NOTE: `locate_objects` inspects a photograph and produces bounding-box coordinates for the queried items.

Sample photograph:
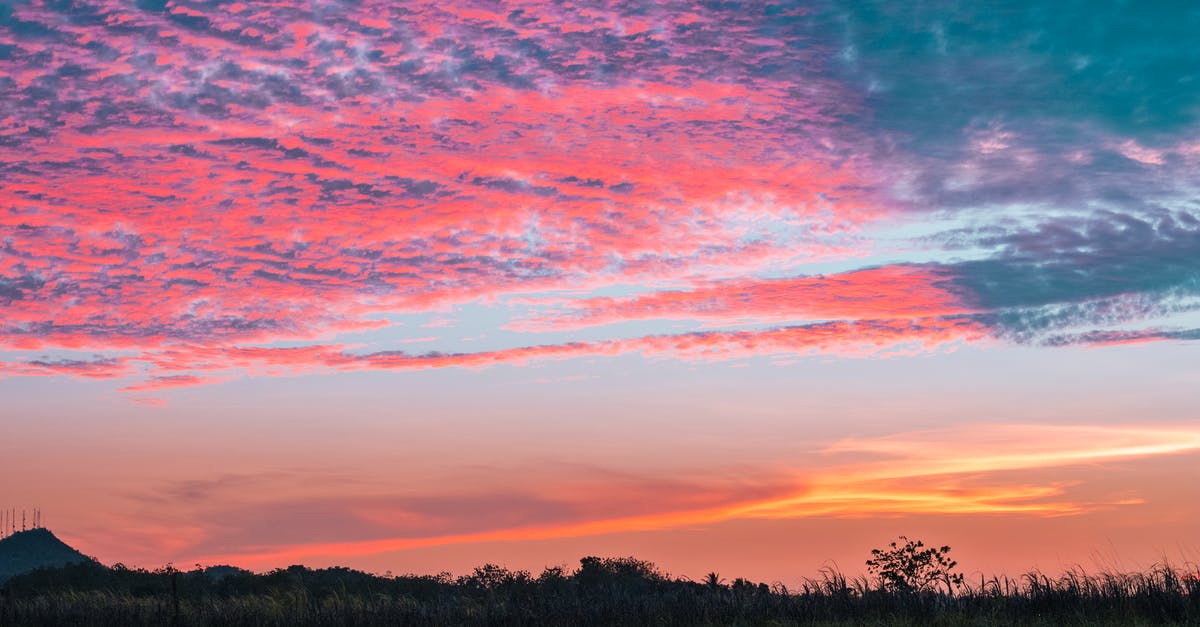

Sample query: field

[2,556,1197,626]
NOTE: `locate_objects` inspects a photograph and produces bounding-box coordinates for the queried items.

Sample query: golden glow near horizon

[190,424,1200,567]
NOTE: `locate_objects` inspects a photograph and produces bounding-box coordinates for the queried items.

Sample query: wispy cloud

[3,314,983,392]
[508,265,972,331]
[179,424,1200,567]
[119,374,226,392]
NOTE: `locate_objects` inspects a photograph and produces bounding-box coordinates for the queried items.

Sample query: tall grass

[1,557,1197,626]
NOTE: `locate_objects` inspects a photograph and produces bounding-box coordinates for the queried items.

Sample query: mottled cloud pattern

[2,1,1199,393]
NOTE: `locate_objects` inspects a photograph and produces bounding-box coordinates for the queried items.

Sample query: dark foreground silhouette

[3,557,1199,626]
[1,530,1197,625]
[0,528,88,583]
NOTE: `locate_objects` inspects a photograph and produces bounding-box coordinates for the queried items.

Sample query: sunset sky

[2,1,1199,584]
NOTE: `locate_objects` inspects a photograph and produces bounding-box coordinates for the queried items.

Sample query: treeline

[1,556,1198,626]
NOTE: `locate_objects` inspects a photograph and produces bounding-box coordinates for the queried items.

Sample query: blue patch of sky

[817,1,1200,147]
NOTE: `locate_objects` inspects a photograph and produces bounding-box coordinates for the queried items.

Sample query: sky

[2,0,1199,585]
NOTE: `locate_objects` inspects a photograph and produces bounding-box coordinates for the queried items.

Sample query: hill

[0,527,91,583]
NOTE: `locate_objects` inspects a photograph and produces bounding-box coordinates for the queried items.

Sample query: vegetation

[865,535,964,594]
[0,541,1197,625]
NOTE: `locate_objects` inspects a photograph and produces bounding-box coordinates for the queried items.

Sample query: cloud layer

[2,0,1198,394]
[167,423,1200,568]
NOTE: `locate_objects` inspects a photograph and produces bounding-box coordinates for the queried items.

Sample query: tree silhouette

[866,536,964,593]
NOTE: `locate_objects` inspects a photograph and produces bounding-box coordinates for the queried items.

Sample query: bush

[866,536,964,594]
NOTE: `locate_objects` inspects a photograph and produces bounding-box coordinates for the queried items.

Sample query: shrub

[866,536,964,594]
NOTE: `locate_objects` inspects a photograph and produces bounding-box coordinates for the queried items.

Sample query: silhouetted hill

[0,528,91,583]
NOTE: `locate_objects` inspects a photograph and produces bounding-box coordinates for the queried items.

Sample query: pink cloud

[508,265,973,331]
[118,374,227,392]
[14,315,982,392]
[0,0,891,375]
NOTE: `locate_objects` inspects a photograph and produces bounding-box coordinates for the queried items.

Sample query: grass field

[2,555,1198,626]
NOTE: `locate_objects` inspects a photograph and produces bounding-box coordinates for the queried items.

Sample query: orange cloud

[185,424,1200,568]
